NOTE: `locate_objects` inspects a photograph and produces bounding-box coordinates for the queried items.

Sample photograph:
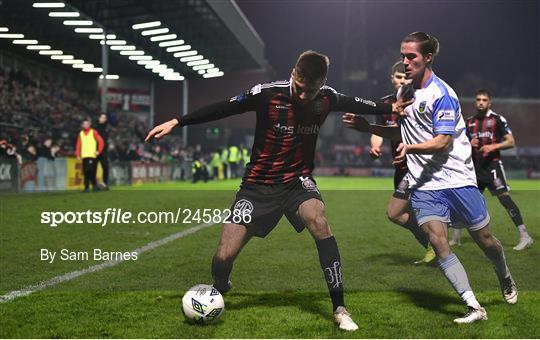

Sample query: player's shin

[316,236,345,311]
[438,253,481,309]
[482,237,511,280]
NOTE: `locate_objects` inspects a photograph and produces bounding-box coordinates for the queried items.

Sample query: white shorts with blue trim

[410,186,490,231]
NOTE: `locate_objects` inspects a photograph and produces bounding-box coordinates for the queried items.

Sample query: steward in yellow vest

[75,118,104,192]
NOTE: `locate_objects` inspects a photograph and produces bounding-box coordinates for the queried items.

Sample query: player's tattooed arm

[342,113,401,141]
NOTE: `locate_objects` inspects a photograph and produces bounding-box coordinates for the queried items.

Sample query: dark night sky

[236,0,539,99]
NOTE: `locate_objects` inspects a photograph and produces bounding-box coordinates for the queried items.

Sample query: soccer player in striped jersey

[449,89,533,250]
[392,32,517,323]
[145,50,409,331]
[343,61,435,265]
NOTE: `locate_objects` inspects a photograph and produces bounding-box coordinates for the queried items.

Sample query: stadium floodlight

[72,63,93,69]
[150,34,177,42]
[0,27,9,32]
[168,45,192,53]
[180,55,204,62]
[100,40,127,45]
[33,2,66,8]
[110,45,135,50]
[205,68,221,74]
[159,69,175,76]
[163,75,185,81]
[62,59,84,64]
[192,63,215,70]
[89,34,116,40]
[158,39,184,47]
[63,20,92,26]
[75,28,103,33]
[39,50,63,55]
[132,21,161,30]
[150,65,169,73]
[141,28,169,36]
[50,55,74,60]
[13,40,39,45]
[137,60,160,66]
[197,70,205,75]
[187,59,209,66]
[99,74,119,80]
[82,67,103,73]
[128,55,152,60]
[172,50,197,57]
[0,33,24,39]
[120,50,144,55]
[27,45,51,50]
[49,11,79,17]
[203,71,224,78]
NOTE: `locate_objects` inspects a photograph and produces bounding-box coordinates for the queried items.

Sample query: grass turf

[1,177,539,338]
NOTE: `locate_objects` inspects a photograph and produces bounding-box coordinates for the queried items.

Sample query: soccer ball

[181,284,225,323]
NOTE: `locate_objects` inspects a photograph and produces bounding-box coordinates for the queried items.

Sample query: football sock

[315,236,345,311]
[211,256,233,291]
[498,195,527,235]
[438,253,480,309]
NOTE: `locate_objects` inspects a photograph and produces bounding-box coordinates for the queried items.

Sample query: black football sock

[404,213,429,249]
[498,195,524,227]
[316,236,345,311]
[211,256,233,292]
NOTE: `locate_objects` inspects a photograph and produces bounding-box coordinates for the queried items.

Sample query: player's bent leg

[297,198,358,331]
[497,192,533,250]
[469,225,518,304]
[421,220,486,322]
[212,222,253,294]
[387,197,431,260]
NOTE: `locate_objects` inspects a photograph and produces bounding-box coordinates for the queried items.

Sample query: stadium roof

[0,0,267,81]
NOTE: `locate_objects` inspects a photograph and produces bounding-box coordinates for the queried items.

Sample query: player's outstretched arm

[145,98,254,142]
[145,119,179,142]
[342,113,401,141]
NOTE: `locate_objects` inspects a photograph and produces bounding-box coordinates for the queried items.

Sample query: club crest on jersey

[418,101,427,113]
[312,100,323,115]
[486,119,493,128]
[299,176,319,192]
[234,199,254,214]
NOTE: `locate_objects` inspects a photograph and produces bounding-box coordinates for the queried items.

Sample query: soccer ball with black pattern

[182,284,225,323]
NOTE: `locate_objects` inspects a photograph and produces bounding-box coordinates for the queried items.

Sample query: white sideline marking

[0,221,217,303]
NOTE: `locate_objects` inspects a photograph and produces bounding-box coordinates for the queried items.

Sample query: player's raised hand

[393,83,416,116]
[342,113,370,132]
[144,119,179,142]
[393,142,408,164]
[369,146,382,159]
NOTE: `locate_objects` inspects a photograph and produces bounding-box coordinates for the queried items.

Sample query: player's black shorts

[392,167,411,200]
[476,160,510,196]
[229,175,323,238]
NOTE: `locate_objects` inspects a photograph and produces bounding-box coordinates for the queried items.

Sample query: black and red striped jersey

[466,110,512,168]
[374,93,408,171]
[180,79,393,185]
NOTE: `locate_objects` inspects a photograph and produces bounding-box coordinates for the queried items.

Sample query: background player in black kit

[145,50,408,331]
[342,61,434,265]
[450,89,533,251]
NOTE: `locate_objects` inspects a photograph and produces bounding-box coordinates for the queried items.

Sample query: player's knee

[307,215,331,239]
[386,209,400,224]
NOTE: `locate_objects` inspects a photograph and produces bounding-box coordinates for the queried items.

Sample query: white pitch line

[0,221,217,303]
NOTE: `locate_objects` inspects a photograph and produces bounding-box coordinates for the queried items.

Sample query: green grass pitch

[1,177,539,338]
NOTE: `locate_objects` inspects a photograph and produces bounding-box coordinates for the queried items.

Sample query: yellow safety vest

[80,129,97,159]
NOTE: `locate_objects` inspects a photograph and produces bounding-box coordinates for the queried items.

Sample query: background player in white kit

[393,32,518,323]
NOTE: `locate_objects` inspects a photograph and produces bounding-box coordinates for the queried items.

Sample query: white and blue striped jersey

[399,73,477,190]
